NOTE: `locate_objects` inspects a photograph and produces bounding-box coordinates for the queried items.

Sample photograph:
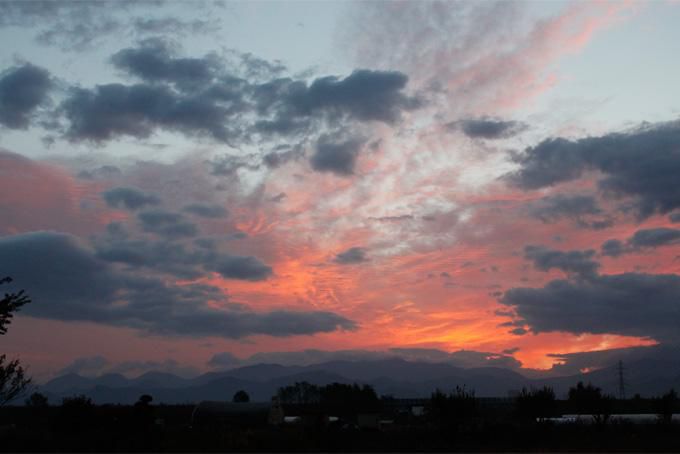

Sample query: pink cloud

[0,149,112,235]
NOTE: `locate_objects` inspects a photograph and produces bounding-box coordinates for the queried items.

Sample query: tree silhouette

[278,381,321,404]
[62,394,94,408]
[233,389,250,403]
[0,277,32,405]
[60,395,96,434]
[516,386,556,422]
[136,394,153,406]
[320,383,380,416]
[427,385,478,429]
[134,393,156,445]
[0,277,30,335]
[0,355,31,405]
[25,391,49,407]
[657,389,677,425]
[568,381,614,424]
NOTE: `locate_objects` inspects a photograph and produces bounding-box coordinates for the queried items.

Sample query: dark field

[1,395,679,452]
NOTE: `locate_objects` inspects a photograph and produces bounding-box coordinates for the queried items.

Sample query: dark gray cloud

[48,42,419,184]
[208,254,273,281]
[59,355,109,377]
[266,69,420,124]
[310,136,365,175]
[449,117,526,139]
[508,136,586,189]
[527,194,612,230]
[94,236,206,279]
[111,38,218,89]
[102,187,160,210]
[507,120,680,218]
[207,351,241,369]
[239,53,287,80]
[531,194,602,222]
[670,212,680,223]
[154,308,356,338]
[59,355,200,378]
[59,41,417,151]
[262,145,304,169]
[447,349,522,369]
[0,231,354,338]
[109,358,200,378]
[545,343,680,377]
[221,349,384,368]
[182,203,228,219]
[94,228,272,281]
[0,1,123,50]
[601,227,680,257]
[208,347,521,370]
[334,247,369,264]
[524,245,600,278]
[137,209,198,238]
[252,70,419,135]
[601,239,626,257]
[78,165,122,180]
[0,0,75,26]
[131,17,218,37]
[629,227,680,248]
[0,232,123,321]
[60,83,242,143]
[501,271,680,342]
[545,349,624,376]
[60,66,416,151]
[0,64,52,129]
[106,222,128,239]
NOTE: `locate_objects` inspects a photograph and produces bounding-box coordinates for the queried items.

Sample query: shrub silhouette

[233,390,250,403]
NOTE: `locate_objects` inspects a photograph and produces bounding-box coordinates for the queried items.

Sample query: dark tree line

[427,385,478,429]
[277,382,380,415]
[513,382,614,423]
[516,385,557,421]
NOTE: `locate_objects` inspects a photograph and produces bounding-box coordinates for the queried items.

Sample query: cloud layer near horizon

[0,231,355,338]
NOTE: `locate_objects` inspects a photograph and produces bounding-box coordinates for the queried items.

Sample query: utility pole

[617,360,626,400]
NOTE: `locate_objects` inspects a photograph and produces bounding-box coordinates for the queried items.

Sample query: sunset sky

[1,0,680,382]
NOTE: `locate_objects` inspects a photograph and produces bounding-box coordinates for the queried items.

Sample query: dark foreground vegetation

[0,383,679,452]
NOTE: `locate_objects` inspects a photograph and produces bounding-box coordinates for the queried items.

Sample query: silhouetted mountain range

[37,358,680,404]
